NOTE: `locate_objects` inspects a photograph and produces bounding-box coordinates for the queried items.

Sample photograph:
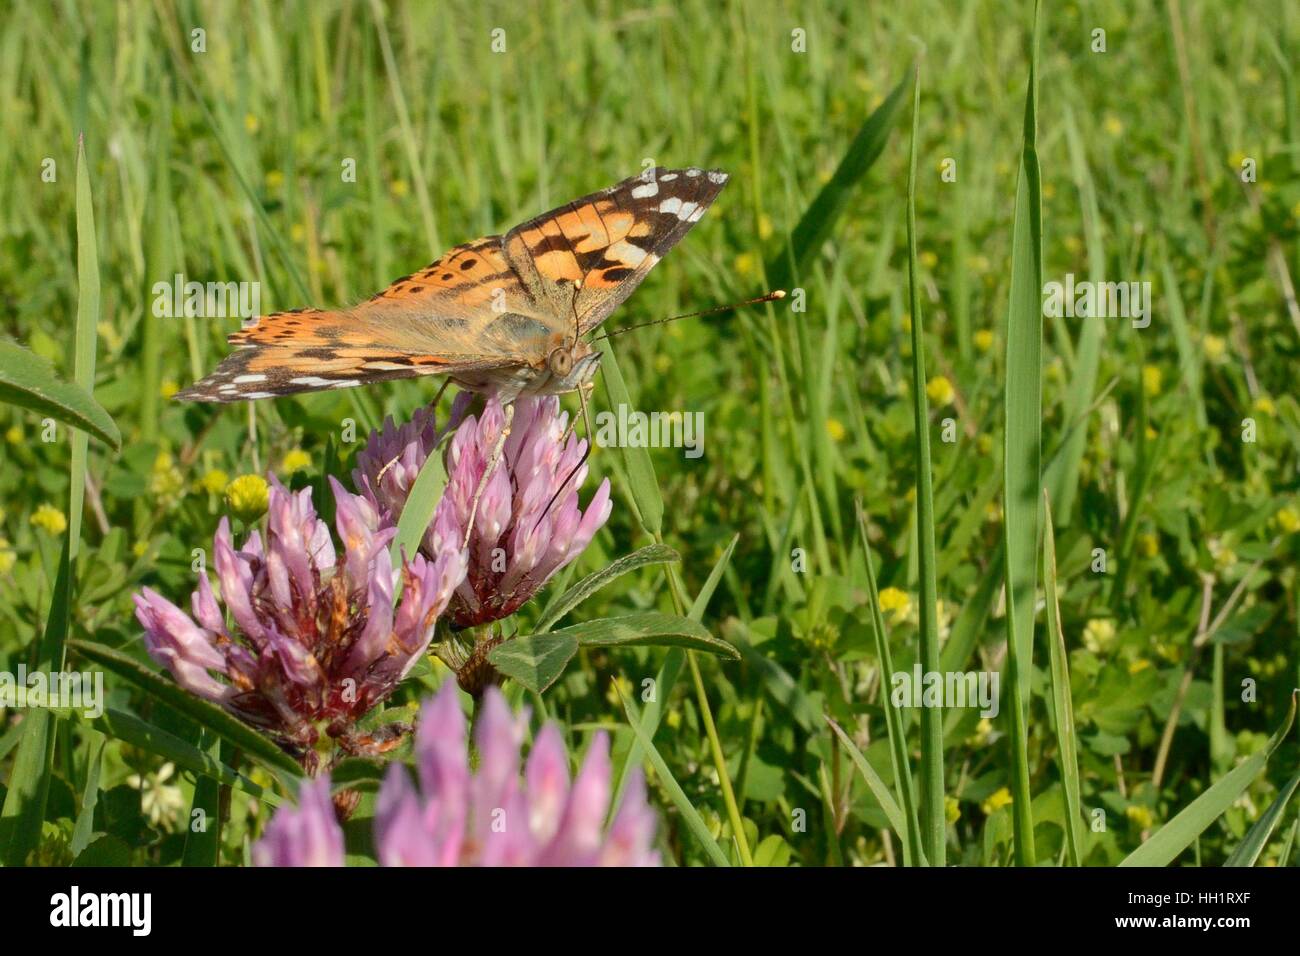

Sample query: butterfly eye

[549,348,574,377]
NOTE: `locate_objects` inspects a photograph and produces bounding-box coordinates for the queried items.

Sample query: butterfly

[176,166,729,404]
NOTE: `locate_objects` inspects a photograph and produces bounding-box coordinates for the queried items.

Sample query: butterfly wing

[502,166,729,338]
[174,237,553,402]
[176,166,729,403]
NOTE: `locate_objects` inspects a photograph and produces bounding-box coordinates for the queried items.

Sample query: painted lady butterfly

[176,166,729,403]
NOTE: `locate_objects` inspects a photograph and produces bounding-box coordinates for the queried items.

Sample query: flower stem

[657,533,753,867]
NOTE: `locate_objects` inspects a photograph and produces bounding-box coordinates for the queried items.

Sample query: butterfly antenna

[589,289,785,342]
[533,401,593,533]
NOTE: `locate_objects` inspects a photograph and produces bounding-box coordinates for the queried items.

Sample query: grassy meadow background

[1,0,1299,866]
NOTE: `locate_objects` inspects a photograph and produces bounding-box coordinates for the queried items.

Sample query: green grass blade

[387,445,447,594]
[598,339,663,537]
[182,733,223,867]
[68,639,303,781]
[767,71,910,292]
[610,534,739,809]
[1223,764,1300,867]
[855,503,924,865]
[0,138,99,866]
[1043,492,1085,865]
[616,685,730,867]
[1120,692,1297,867]
[903,60,945,866]
[69,731,105,858]
[0,539,70,866]
[826,716,911,856]
[1000,0,1045,866]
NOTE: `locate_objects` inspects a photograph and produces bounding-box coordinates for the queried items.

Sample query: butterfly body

[176,166,728,404]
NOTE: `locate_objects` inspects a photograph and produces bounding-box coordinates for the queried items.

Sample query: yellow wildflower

[0,538,15,575]
[926,375,955,406]
[1142,364,1162,397]
[973,329,994,352]
[31,504,67,535]
[1125,804,1154,829]
[225,474,270,523]
[981,787,1013,815]
[199,469,230,496]
[825,418,846,443]
[1083,618,1116,653]
[281,448,312,474]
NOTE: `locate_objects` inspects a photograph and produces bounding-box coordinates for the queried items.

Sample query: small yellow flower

[985,500,1002,524]
[1252,395,1275,416]
[290,222,306,244]
[966,717,993,747]
[160,380,180,399]
[389,178,409,198]
[133,539,149,559]
[1063,236,1083,256]
[976,433,993,455]
[1227,150,1248,171]
[265,169,284,191]
[31,504,67,535]
[967,254,990,274]
[1202,333,1227,363]
[1083,618,1116,653]
[926,375,955,406]
[733,252,755,277]
[0,538,15,575]
[244,113,260,135]
[973,329,994,352]
[281,448,312,473]
[901,313,912,334]
[1103,115,1124,137]
[5,425,22,444]
[1045,357,1064,383]
[605,674,633,709]
[1128,658,1151,675]
[665,708,681,730]
[920,250,938,270]
[150,451,185,498]
[225,474,270,523]
[757,214,773,241]
[1137,532,1159,558]
[1145,426,1157,441]
[199,469,230,496]
[877,587,911,621]
[825,418,846,443]
[1125,804,1154,829]
[944,795,961,825]
[981,787,1013,815]
[1275,505,1300,535]
[1142,364,1162,397]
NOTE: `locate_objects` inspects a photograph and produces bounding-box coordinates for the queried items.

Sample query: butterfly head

[545,341,602,393]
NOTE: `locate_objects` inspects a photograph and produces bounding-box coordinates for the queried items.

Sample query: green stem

[658,533,754,867]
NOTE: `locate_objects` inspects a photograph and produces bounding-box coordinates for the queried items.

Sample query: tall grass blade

[903,60,945,866]
[1120,692,1296,867]
[1043,492,1085,865]
[1000,0,1045,866]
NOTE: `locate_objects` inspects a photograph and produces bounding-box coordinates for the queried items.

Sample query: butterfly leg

[462,400,514,549]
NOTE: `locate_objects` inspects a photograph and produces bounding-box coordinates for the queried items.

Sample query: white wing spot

[707,171,728,184]
[659,197,683,216]
[630,182,658,199]
[676,201,699,221]
[243,391,273,399]
[607,240,648,267]
[331,380,362,389]
[685,167,702,177]
[233,374,267,384]
[290,376,337,387]
[659,172,678,181]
